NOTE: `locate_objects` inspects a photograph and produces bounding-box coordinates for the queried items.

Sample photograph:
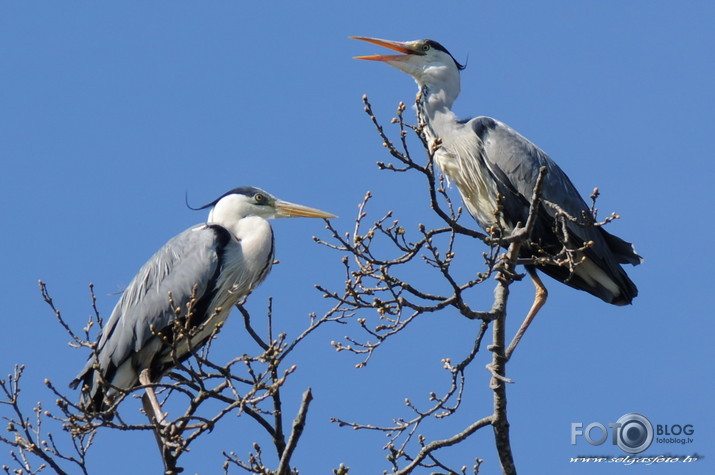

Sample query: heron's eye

[254,193,265,203]
[422,43,430,52]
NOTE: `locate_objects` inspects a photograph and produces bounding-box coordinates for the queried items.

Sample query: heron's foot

[140,405,169,426]
[159,423,184,450]
[487,343,508,358]
[485,362,513,389]
[157,412,170,427]
[493,261,524,281]
[149,416,183,450]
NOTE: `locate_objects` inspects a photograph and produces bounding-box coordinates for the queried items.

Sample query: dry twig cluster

[1,281,343,474]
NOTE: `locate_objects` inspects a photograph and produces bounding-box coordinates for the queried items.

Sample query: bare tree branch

[4,264,343,474]
[276,388,313,475]
[318,94,618,473]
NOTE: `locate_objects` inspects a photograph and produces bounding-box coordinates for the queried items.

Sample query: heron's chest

[425,126,503,229]
[217,224,275,302]
[177,226,274,356]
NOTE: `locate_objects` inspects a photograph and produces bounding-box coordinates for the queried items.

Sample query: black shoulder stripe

[256,227,275,282]
[209,224,232,248]
[185,224,231,329]
[473,117,496,140]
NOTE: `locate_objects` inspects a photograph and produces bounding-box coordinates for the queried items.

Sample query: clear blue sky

[1,2,713,474]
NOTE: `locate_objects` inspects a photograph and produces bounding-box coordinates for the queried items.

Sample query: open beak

[275,200,336,219]
[350,36,422,62]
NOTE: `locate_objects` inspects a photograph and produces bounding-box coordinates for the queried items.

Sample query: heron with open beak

[351,36,641,359]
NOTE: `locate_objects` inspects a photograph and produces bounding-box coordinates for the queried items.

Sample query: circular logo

[615,413,653,454]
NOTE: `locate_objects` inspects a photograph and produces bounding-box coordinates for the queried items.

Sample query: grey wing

[470,116,640,304]
[471,116,591,227]
[71,224,228,400]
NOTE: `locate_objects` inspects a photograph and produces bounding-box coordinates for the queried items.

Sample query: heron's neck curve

[206,194,273,239]
[417,81,462,145]
[422,85,457,113]
[415,65,460,117]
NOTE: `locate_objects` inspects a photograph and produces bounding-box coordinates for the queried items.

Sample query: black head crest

[186,186,270,211]
[425,39,466,71]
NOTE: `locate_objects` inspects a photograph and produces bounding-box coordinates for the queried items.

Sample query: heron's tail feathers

[602,230,643,266]
[69,359,127,417]
[69,367,108,414]
[536,257,638,306]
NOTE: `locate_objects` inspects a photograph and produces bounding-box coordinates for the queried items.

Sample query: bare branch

[276,388,313,475]
[318,95,600,473]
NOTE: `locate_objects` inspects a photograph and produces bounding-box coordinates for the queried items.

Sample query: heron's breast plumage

[427,113,503,229]
[220,216,275,296]
[174,217,275,357]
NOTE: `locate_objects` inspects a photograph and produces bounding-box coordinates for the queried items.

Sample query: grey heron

[70,187,335,420]
[351,36,642,359]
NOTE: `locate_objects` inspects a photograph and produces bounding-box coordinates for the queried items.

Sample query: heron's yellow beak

[350,36,422,62]
[275,200,336,219]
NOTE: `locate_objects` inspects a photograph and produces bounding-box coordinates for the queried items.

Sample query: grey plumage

[352,36,641,307]
[465,116,640,304]
[70,187,334,412]
[352,36,642,358]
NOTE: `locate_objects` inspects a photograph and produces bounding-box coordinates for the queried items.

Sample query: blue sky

[1,1,713,474]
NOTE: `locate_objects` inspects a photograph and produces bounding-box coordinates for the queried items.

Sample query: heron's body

[71,187,334,412]
[352,36,641,357]
[427,111,639,305]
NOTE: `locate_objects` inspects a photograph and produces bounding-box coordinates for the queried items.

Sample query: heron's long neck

[418,65,459,110]
[417,70,461,138]
[418,81,460,143]
[417,73,494,229]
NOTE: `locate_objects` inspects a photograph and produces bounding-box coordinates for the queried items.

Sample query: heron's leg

[139,368,167,425]
[140,375,181,473]
[505,267,548,361]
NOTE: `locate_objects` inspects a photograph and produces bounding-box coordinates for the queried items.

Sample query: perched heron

[71,187,335,420]
[351,36,642,358]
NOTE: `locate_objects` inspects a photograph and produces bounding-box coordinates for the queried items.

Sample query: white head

[191,186,336,231]
[351,36,464,109]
